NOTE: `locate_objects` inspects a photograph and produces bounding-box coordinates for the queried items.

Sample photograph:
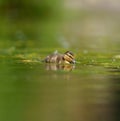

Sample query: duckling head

[63,51,76,64]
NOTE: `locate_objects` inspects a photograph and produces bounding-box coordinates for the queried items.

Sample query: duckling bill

[43,51,76,64]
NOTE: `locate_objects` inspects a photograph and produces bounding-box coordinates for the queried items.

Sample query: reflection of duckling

[45,63,75,71]
[43,51,76,64]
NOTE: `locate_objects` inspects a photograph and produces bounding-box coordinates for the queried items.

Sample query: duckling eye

[70,60,76,64]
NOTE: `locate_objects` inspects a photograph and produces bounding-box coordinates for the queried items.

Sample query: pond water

[0,54,120,121]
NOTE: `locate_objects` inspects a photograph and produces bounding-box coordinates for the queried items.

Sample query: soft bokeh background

[63,0,120,50]
[0,0,120,50]
[0,0,62,48]
[0,1,120,121]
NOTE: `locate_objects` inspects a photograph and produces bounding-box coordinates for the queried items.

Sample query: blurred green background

[0,0,62,48]
[0,0,120,50]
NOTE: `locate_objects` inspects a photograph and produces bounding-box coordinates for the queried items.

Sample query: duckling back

[44,52,63,64]
[43,51,75,64]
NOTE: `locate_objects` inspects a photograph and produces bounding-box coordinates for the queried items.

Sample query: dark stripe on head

[65,51,74,59]
[65,51,74,56]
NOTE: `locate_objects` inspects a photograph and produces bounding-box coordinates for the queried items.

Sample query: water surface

[0,56,120,121]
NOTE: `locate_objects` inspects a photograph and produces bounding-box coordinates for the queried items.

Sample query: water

[0,56,120,121]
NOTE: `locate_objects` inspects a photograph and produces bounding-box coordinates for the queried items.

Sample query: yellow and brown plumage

[43,51,76,64]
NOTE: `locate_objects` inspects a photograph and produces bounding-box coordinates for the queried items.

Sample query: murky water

[0,57,120,121]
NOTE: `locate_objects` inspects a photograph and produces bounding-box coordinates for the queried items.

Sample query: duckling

[43,51,76,64]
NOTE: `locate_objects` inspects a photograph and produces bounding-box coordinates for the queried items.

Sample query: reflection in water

[44,63,75,71]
